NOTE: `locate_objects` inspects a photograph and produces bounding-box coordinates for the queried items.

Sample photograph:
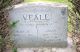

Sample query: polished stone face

[9,3,68,48]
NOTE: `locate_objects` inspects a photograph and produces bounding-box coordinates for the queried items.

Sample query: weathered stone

[9,3,68,48]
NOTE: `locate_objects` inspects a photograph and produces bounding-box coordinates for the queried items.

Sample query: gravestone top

[14,2,67,8]
[9,3,68,48]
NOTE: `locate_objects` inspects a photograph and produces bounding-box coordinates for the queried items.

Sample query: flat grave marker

[9,3,68,48]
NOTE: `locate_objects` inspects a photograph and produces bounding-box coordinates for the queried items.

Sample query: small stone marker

[9,3,68,48]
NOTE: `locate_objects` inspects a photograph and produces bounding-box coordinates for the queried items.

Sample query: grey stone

[9,3,68,48]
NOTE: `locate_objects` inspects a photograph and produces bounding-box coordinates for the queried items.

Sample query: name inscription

[23,14,49,21]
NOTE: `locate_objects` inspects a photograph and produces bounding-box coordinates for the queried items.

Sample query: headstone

[9,3,68,48]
